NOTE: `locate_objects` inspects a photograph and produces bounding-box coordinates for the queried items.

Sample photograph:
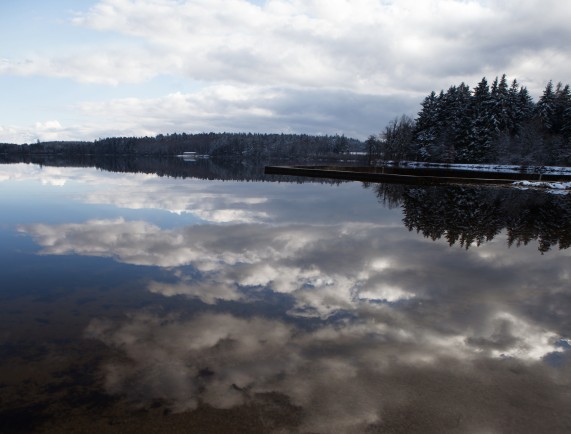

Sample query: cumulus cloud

[0,123,63,145]
[0,48,161,86]
[2,0,570,142]
[74,85,416,140]
[4,0,567,92]
[1,86,413,148]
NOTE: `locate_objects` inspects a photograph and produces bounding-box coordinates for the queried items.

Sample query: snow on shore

[386,161,571,176]
[380,161,571,194]
[512,180,571,194]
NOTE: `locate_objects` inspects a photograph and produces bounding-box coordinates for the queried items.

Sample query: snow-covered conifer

[536,81,556,131]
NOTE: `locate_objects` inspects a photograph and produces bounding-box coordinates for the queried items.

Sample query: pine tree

[563,100,571,143]
[494,74,511,132]
[555,83,571,163]
[489,76,501,134]
[392,74,571,165]
[466,77,495,163]
[413,91,441,160]
[507,81,534,136]
[508,79,520,133]
[553,83,571,134]
[536,81,556,131]
[563,104,571,165]
[444,82,472,162]
[433,86,456,161]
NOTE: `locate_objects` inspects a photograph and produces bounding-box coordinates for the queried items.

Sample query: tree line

[369,75,571,166]
[0,132,362,162]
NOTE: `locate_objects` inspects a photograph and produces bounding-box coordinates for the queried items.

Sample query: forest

[370,75,571,166]
[0,132,361,162]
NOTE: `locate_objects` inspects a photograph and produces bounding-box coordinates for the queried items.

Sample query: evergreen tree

[536,80,556,131]
[553,83,571,134]
[466,77,496,163]
[378,74,570,166]
[554,83,571,163]
[560,104,571,165]
[413,91,441,161]
[507,79,520,134]
[491,74,511,132]
[489,76,501,133]
[508,83,535,136]
[563,99,571,144]
[442,83,472,162]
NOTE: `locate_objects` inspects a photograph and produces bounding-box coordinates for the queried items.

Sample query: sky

[1,0,571,144]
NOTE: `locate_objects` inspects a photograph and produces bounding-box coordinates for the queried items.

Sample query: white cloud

[0,120,104,145]
[48,1,571,91]
[70,85,415,140]
[7,1,571,92]
[3,0,570,142]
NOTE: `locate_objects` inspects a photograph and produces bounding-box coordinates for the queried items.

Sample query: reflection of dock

[264,165,571,185]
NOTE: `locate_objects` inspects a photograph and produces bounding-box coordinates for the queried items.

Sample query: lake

[1,159,570,433]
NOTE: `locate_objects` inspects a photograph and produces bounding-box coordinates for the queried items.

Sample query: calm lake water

[1,160,570,433]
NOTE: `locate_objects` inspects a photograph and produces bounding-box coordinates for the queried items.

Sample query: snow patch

[512,180,571,194]
[384,161,571,176]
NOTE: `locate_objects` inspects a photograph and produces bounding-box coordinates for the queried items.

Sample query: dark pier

[264,165,571,185]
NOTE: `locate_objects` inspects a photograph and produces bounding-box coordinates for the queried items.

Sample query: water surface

[1,161,570,433]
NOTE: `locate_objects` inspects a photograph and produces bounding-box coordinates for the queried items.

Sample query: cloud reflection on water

[12,167,571,433]
[84,308,571,433]
[20,213,571,432]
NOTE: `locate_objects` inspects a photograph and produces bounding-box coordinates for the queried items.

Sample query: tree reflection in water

[371,183,571,253]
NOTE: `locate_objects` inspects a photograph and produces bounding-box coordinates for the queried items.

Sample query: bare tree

[380,115,415,162]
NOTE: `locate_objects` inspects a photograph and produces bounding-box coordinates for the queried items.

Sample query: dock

[264,165,571,185]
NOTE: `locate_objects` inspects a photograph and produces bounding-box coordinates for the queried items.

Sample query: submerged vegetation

[370,75,571,166]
